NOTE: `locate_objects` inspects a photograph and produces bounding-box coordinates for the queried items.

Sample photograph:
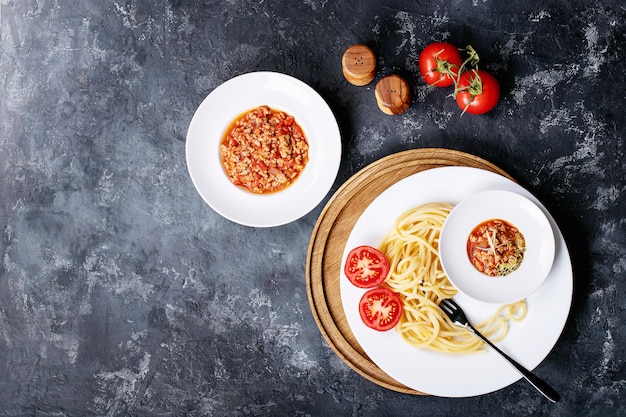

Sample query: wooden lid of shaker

[342,44,377,86]
[375,74,411,115]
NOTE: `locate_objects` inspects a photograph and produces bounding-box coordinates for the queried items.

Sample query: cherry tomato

[344,246,390,288]
[419,42,463,87]
[455,69,500,115]
[358,287,403,331]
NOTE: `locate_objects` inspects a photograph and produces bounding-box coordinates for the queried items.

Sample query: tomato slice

[344,245,390,288]
[358,287,403,331]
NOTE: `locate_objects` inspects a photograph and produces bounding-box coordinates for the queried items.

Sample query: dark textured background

[1,1,625,416]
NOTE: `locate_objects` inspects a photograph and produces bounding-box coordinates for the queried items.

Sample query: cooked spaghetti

[379,202,527,353]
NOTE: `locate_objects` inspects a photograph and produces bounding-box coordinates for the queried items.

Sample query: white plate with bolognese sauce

[340,166,572,398]
[186,71,342,227]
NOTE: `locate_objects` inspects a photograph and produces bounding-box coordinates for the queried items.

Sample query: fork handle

[468,326,560,403]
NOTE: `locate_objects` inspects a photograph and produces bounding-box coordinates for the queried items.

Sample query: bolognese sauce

[467,219,526,277]
[220,105,309,194]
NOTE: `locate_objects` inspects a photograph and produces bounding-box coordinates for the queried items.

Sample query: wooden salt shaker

[342,44,377,86]
[374,74,411,115]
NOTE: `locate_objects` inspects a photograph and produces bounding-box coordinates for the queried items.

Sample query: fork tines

[439,298,458,314]
[438,298,469,327]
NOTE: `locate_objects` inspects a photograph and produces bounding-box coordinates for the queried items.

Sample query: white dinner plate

[340,166,573,398]
[186,71,342,227]
[439,189,556,304]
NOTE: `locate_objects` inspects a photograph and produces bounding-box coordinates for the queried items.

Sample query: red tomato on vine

[454,69,500,115]
[419,42,463,87]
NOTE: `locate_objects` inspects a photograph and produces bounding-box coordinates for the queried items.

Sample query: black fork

[439,298,560,403]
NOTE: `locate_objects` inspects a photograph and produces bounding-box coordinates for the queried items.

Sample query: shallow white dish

[439,189,556,304]
[186,71,342,227]
[340,166,572,398]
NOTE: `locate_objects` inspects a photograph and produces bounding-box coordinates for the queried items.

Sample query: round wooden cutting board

[305,148,515,395]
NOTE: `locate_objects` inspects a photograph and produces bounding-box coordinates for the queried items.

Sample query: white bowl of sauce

[439,190,556,304]
[186,72,341,227]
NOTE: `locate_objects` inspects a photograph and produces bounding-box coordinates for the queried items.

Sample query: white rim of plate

[185,71,342,227]
[439,189,556,304]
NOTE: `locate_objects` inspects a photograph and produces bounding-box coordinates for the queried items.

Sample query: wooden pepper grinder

[374,74,411,115]
[342,44,377,86]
